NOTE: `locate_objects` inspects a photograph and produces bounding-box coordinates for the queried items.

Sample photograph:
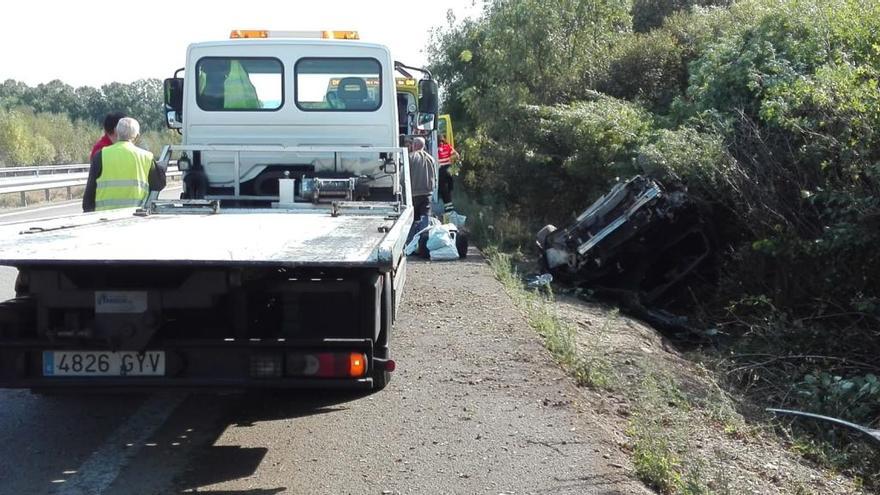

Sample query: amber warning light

[230,30,359,40]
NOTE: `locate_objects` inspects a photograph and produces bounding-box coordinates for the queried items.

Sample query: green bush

[524,98,652,182]
[0,107,95,166]
[631,0,733,33]
[682,0,880,120]
[0,109,36,166]
[602,31,687,113]
[637,126,736,192]
[760,61,880,179]
[430,0,880,485]
[0,106,175,167]
[797,372,880,424]
[452,97,652,228]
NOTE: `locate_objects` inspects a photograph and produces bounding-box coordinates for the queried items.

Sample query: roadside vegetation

[488,248,862,494]
[0,78,171,167]
[433,0,880,490]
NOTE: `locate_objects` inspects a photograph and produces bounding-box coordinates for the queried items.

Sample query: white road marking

[0,201,81,219]
[56,392,186,495]
[0,187,183,221]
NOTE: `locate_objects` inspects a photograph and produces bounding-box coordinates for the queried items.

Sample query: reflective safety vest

[95,141,153,211]
[438,143,455,167]
[224,60,261,109]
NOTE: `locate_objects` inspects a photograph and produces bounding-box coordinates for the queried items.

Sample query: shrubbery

[0,77,169,167]
[0,107,92,166]
[0,78,165,132]
[0,106,178,167]
[431,0,880,483]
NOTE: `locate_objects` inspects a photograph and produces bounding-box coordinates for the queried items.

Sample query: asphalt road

[0,200,647,494]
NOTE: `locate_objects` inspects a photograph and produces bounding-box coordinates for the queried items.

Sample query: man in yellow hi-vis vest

[82,117,166,212]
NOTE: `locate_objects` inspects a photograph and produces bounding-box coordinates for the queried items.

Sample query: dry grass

[0,186,84,209]
[553,295,863,494]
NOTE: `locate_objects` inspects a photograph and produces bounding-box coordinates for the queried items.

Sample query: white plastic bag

[430,244,459,260]
[444,211,467,229]
[405,217,441,256]
[426,224,460,261]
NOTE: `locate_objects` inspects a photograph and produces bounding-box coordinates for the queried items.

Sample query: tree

[101,79,164,130]
[0,79,29,108]
[631,0,732,33]
[24,80,78,116]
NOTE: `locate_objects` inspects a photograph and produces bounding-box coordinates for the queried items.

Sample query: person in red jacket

[90,112,126,159]
[437,135,459,213]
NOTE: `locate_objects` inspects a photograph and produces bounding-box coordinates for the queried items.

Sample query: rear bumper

[0,338,378,390]
[0,377,374,390]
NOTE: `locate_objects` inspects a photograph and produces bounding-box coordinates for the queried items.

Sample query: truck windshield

[295,58,381,112]
[196,57,283,111]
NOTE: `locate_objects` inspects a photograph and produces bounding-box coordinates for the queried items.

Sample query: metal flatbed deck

[0,207,408,268]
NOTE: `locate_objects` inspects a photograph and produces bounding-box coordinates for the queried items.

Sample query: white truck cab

[162,31,440,207]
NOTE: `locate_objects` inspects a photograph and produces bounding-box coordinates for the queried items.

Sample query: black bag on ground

[455,231,469,259]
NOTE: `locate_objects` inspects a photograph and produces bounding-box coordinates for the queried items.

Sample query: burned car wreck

[536,176,713,330]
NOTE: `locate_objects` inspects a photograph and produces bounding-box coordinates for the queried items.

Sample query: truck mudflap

[0,338,393,390]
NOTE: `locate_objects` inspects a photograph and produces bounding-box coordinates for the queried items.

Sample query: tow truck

[0,30,442,390]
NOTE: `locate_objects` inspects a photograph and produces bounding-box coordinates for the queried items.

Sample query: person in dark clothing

[90,112,126,160]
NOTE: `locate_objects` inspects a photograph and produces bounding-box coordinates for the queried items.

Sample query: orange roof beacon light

[230,30,359,40]
[229,30,269,39]
[322,30,359,40]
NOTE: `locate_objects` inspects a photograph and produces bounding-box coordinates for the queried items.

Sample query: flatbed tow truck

[0,30,442,390]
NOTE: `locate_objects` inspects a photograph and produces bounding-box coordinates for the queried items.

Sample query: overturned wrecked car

[536,176,713,310]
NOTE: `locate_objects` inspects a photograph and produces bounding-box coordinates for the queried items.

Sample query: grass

[630,420,685,494]
[487,248,615,390]
[487,247,724,493]
[0,186,84,209]
[625,375,715,495]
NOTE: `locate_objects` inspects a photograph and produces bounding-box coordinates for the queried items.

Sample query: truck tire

[372,273,393,390]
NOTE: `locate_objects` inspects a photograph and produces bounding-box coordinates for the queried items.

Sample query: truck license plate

[42,351,165,377]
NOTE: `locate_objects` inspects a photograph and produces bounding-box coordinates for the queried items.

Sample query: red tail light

[286,352,368,378]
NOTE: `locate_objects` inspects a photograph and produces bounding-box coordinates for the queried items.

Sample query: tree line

[0,78,171,166]
[0,79,164,131]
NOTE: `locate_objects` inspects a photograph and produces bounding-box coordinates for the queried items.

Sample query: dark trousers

[438,166,454,205]
[408,194,432,243]
[413,194,431,222]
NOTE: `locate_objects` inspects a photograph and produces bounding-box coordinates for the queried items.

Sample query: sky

[1,0,482,88]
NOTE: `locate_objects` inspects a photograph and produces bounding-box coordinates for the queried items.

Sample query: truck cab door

[438,115,454,148]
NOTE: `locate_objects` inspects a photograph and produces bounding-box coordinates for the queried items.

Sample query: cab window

[295,58,381,112]
[196,57,283,111]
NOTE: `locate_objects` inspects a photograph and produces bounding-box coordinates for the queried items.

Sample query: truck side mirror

[415,113,435,132]
[418,79,439,115]
[164,78,184,129]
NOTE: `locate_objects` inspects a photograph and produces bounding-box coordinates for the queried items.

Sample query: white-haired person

[406,136,436,229]
[82,117,166,212]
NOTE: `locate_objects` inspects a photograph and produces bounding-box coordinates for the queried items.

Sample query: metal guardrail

[0,164,91,178]
[0,167,180,207]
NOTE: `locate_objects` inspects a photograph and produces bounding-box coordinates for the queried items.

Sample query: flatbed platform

[0,207,408,268]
